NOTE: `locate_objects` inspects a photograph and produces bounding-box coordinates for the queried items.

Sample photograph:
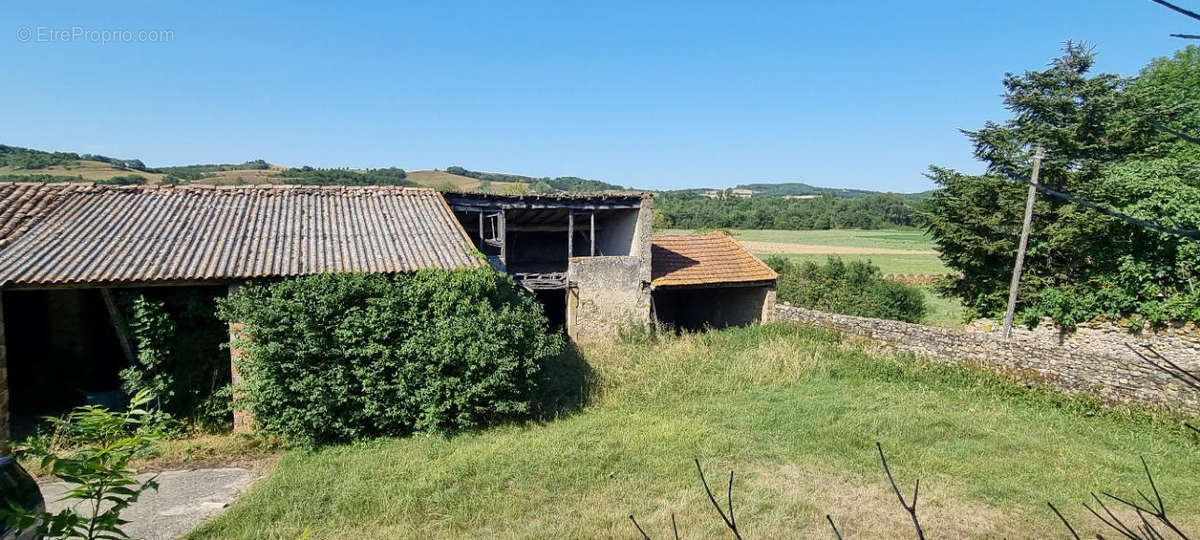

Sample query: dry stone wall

[773,303,1200,413]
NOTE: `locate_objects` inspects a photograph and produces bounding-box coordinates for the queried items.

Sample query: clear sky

[0,1,1193,192]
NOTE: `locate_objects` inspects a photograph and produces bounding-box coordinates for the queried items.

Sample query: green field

[661,228,963,325]
[730,228,936,251]
[762,253,950,276]
[190,324,1200,539]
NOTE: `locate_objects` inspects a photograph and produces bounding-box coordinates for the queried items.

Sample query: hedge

[218,268,563,444]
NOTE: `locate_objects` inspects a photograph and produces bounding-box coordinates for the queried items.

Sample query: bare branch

[1086,494,1141,539]
[1049,502,1082,540]
[672,513,680,540]
[1143,346,1200,390]
[1150,0,1200,22]
[877,442,926,539]
[1169,33,1200,38]
[629,514,652,540]
[695,459,742,539]
[827,515,843,539]
[1099,458,1191,540]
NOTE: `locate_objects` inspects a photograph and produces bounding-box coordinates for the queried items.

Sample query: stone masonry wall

[568,256,651,343]
[773,303,1200,413]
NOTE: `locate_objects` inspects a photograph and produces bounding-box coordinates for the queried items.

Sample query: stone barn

[444,192,654,342]
[650,231,778,330]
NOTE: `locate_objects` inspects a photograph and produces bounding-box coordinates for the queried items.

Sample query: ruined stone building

[0,183,777,452]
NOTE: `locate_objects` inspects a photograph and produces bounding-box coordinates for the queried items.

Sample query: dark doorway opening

[531,289,567,330]
[3,289,128,437]
[652,286,771,332]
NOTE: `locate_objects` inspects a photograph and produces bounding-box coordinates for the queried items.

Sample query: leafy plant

[2,390,163,540]
[218,269,563,444]
[766,255,927,323]
[118,288,232,430]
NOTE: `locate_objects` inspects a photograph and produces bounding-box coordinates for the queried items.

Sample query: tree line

[276,166,411,186]
[0,144,148,171]
[655,191,917,230]
[444,166,627,192]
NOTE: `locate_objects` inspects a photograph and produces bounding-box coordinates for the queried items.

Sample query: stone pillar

[227,283,253,434]
[761,286,777,323]
[0,292,9,456]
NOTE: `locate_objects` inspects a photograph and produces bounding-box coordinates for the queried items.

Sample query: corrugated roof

[0,183,483,288]
[651,231,777,288]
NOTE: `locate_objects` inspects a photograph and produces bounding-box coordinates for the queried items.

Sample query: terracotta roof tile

[651,231,777,287]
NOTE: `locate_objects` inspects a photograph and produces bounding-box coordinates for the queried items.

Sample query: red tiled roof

[651,232,777,287]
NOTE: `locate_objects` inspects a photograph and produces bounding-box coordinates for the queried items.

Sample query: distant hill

[443,166,628,192]
[0,144,934,199]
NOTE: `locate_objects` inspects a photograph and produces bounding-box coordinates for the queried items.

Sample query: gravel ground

[42,467,254,540]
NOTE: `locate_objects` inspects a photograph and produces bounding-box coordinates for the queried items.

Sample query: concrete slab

[42,467,253,539]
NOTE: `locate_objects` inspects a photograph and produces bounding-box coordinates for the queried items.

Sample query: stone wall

[773,303,1200,413]
[567,256,651,342]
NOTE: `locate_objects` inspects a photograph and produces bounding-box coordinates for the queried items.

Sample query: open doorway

[3,289,127,437]
[652,285,773,332]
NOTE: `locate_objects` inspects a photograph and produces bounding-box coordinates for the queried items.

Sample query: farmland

[666,228,965,326]
[190,324,1200,539]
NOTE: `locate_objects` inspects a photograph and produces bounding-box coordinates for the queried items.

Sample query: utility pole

[1002,146,1044,339]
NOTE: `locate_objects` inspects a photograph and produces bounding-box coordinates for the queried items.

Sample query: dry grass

[198,166,289,185]
[404,169,523,192]
[133,433,283,474]
[0,161,167,182]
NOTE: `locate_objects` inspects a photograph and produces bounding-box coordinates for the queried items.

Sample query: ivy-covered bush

[217,269,563,444]
[766,256,927,323]
[118,287,231,430]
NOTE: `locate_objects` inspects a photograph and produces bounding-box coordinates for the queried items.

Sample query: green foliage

[217,269,563,444]
[0,173,86,183]
[445,165,626,192]
[158,159,270,179]
[656,191,915,230]
[96,174,147,186]
[276,166,411,186]
[766,255,927,322]
[920,44,1200,326]
[118,288,232,429]
[0,144,151,172]
[0,144,79,169]
[2,390,162,540]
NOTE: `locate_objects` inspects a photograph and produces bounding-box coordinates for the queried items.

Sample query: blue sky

[0,1,1193,192]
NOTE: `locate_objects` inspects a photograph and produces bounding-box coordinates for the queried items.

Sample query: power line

[1004,174,1200,241]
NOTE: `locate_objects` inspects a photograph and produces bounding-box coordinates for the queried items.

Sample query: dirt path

[43,467,257,539]
[739,240,937,255]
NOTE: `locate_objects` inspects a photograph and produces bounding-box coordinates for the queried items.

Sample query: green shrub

[118,287,231,430]
[217,269,563,444]
[766,255,927,323]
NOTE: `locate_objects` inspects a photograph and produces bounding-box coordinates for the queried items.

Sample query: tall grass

[191,324,1200,539]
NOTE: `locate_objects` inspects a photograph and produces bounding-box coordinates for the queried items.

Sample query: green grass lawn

[662,228,937,252]
[190,324,1200,539]
[921,287,968,327]
[730,228,936,251]
[764,253,950,276]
